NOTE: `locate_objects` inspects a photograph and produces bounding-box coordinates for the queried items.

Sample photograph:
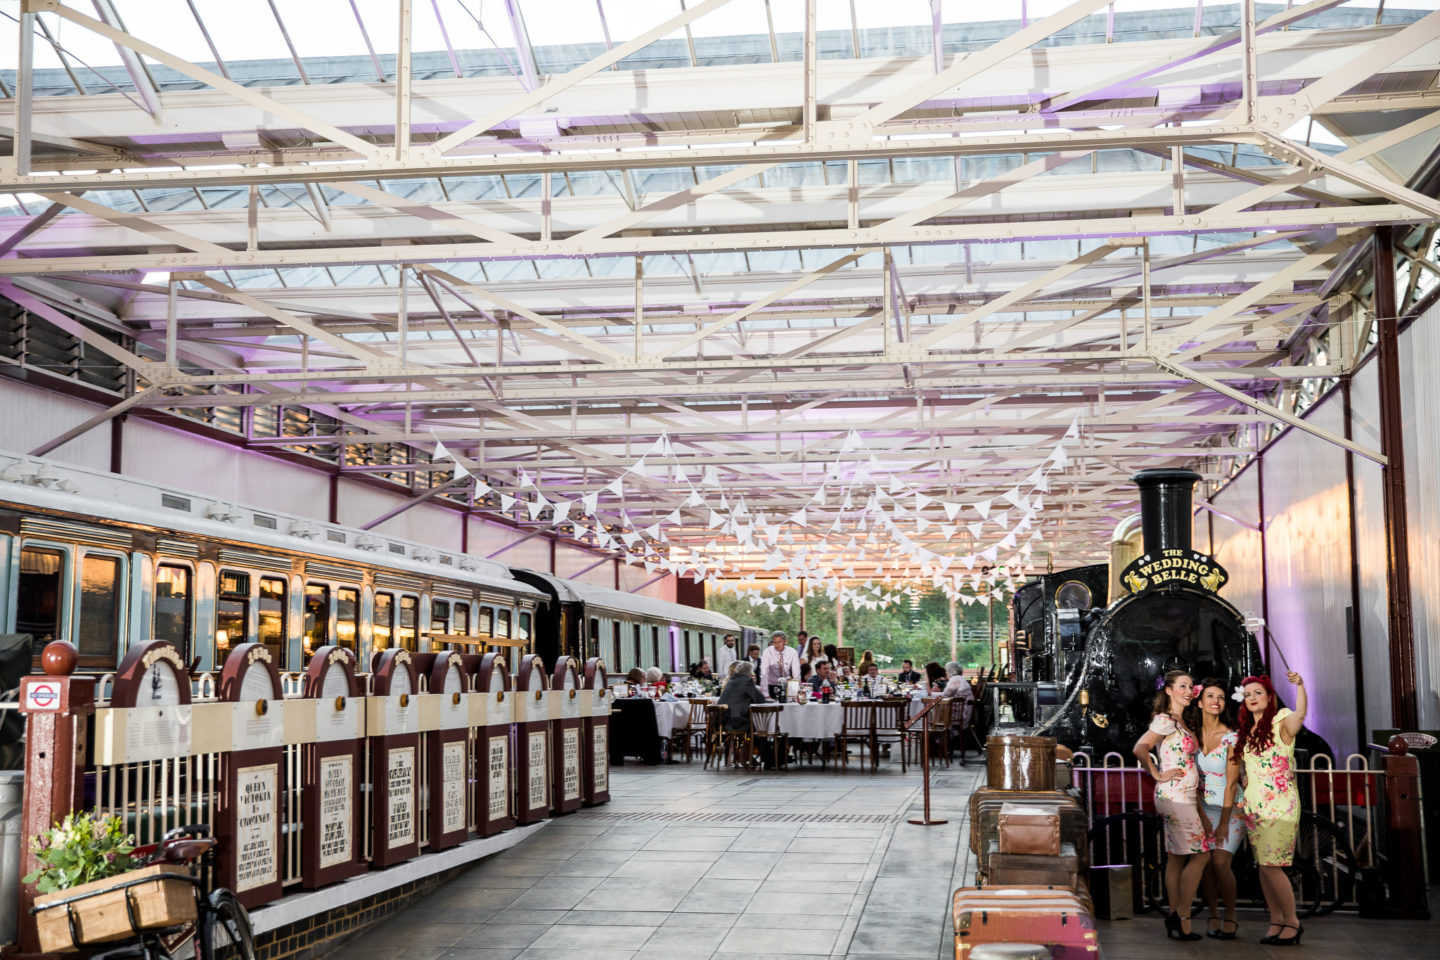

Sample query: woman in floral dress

[1132,669,1209,940]
[1229,671,1307,947]
[1187,678,1243,939]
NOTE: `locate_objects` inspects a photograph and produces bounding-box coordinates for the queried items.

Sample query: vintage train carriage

[508,570,740,673]
[0,451,545,673]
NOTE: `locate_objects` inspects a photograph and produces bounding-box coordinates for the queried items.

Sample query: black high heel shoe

[1205,916,1222,938]
[1165,912,1202,941]
[1215,918,1239,940]
[1269,923,1303,947]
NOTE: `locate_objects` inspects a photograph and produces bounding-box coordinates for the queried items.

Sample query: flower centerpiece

[27,812,196,953]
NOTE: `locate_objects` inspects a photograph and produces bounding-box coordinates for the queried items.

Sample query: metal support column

[1341,379,1370,751]
[1372,226,1418,730]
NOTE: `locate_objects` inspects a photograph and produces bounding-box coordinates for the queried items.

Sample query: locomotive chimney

[1131,468,1200,555]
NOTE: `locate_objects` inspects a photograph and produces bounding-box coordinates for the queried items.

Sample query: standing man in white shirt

[759,630,800,699]
[716,634,738,676]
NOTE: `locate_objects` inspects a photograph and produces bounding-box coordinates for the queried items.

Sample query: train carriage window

[478,606,494,637]
[651,625,660,668]
[216,569,250,655]
[373,592,394,649]
[633,623,642,667]
[303,584,330,655]
[17,547,65,654]
[77,554,122,661]
[454,603,470,636]
[517,611,530,645]
[589,618,600,660]
[336,588,359,652]
[496,608,511,639]
[153,565,192,659]
[431,599,451,636]
[612,621,622,669]
[258,577,286,663]
[397,595,418,650]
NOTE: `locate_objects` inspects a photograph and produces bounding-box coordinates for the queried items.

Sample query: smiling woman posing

[1230,671,1308,946]
[1133,669,1209,940]
[1186,677,1243,940]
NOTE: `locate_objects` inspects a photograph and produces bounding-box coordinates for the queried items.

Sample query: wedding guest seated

[717,661,766,730]
[799,662,812,684]
[691,660,714,680]
[625,668,646,686]
[896,660,923,684]
[925,661,946,692]
[809,660,839,696]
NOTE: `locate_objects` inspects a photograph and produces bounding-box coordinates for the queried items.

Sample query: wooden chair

[748,704,786,770]
[871,700,908,772]
[703,703,732,768]
[672,698,710,762]
[837,701,875,772]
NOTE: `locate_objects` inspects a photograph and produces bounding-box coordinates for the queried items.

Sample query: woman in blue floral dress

[1229,671,1307,946]
[1133,669,1209,940]
[1187,678,1243,939]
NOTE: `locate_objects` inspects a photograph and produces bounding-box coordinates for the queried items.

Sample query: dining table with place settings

[776,701,844,740]
[651,699,693,740]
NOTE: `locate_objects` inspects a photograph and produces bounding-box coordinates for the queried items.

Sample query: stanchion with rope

[905,698,948,826]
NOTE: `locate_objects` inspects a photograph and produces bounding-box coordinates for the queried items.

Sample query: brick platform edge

[247,822,548,960]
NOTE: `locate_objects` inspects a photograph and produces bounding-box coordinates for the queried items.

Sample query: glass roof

[2,1,1435,97]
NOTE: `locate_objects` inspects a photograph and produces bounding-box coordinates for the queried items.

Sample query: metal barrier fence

[14,640,612,955]
[1071,751,1379,914]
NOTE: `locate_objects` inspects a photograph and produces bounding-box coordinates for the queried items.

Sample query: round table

[777,702,843,740]
[652,700,692,740]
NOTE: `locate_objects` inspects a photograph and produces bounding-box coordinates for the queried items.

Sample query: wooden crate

[34,864,196,953]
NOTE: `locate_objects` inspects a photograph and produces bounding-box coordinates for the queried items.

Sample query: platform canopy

[2,1,1438,587]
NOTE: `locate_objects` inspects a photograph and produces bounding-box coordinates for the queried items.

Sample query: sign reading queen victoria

[302,646,365,887]
[369,649,420,868]
[512,655,551,825]
[217,643,285,909]
[470,652,516,836]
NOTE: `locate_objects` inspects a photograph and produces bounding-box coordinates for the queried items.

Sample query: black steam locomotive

[1011,469,1265,759]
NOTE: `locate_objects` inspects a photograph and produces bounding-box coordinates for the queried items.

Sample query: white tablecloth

[777,702,843,740]
[652,700,692,739]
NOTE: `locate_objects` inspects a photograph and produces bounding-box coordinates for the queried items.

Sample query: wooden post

[16,642,94,955]
[1382,745,1429,918]
[1372,226,1418,729]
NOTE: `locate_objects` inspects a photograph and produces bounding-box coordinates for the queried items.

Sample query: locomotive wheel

[1087,812,1167,914]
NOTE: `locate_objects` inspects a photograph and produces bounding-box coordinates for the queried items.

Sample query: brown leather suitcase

[998,802,1061,856]
[970,791,1088,868]
[983,840,1082,889]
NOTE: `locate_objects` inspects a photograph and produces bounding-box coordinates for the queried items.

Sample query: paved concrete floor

[338,760,1437,960]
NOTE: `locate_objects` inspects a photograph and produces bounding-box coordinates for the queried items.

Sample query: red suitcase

[952,886,1098,960]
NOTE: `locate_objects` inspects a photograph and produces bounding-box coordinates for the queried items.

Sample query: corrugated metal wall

[1349,363,1393,732]
[1257,395,1358,756]
[1400,301,1440,727]
[1210,467,1264,627]
[1208,299,1440,749]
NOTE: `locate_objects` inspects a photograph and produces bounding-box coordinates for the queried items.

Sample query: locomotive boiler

[1017,468,1264,759]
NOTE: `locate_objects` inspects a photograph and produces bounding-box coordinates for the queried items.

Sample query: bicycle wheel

[1289,813,1357,917]
[199,890,257,960]
[1088,812,1167,914]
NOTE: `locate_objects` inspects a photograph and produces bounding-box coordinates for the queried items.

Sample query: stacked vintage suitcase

[953,735,1099,959]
